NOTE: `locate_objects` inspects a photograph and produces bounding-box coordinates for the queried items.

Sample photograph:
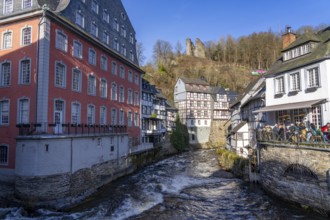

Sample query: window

[275,76,285,95]
[113,18,119,31]
[21,27,31,46]
[0,100,9,125]
[289,72,300,91]
[0,145,8,165]
[127,89,132,104]
[91,0,99,14]
[130,50,134,62]
[120,66,125,78]
[103,31,109,44]
[3,0,13,14]
[307,67,320,88]
[18,98,29,124]
[75,10,84,27]
[100,78,107,98]
[55,62,66,88]
[88,74,96,95]
[73,40,83,59]
[134,74,139,85]
[100,106,106,125]
[22,0,32,9]
[56,30,68,52]
[127,111,132,127]
[129,33,134,44]
[134,112,139,127]
[19,59,31,85]
[121,44,126,56]
[87,104,95,124]
[88,48,96,65]
[2,31,12,49]
[90,22,98,37]
[1,62,11,86]
[72,68,82,92]
[103,9,109,23]
[112,61,117,75]
[71,102,81,124]
[128,70,133,82]
[120,26,126,38]
[111,108,117,125]
[119,109,125,125]
[134,91,139,106]
[100,55,108,71]
[113,38,119,51]
[119,86,124,102]
[111,83,117,100]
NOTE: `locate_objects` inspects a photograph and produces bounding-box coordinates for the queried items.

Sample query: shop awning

[253,99,326,113]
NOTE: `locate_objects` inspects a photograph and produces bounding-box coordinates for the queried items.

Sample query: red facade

[0,13,142,172]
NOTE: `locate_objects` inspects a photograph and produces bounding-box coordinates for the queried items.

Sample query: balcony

[16,123,127,136]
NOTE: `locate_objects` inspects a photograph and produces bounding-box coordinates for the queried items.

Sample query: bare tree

[136,42,146,65]
[153,40,174,72]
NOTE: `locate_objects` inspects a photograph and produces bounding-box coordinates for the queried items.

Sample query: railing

[16,123,127,136]
[256,130,330,146]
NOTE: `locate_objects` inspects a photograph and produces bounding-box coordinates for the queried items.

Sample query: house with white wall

[254,27,330,128]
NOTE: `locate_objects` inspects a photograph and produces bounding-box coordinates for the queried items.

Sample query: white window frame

[17,98,29,124]
[0,99,9,125]
[3,0,13,14]
[119,109,125,125]
[103,31,109,44]
[134,74,139,85]
[2,30,12,49]
[72,68,82,92]
[103,9,109,23]
[111,108,117,125]
[54,61,66,88]
[100,106,107,125]
[274,76,285,95]
[128,70,133,82]
[112,61,117,75]
[128,110,132,127]
[91,0,99,14]
[0,145,8,165]
[21,26,32,46]
[73,40,83,59]
[134,112,139,127]
[100,55,108,71]
[119,86,124,102]
[75,10,85,28]
[19,58,31,85]
[127,89,132,104]
[55,30,68,52]
[87,104,95,125]
[88,74,96,96]
[134,91,139,106]
[100,78,107,98]
[1,61,11,87]
[88,48,96,65]
[111,83,117,100]
[22,0,32,9]
[289,72,300,92]
[90,21,98,37]
[306,66,320,89]
[120,65,125,79]
[71,102,81,124]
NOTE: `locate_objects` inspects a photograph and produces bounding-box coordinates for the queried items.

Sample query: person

[278,124,285,141]
[321,122,330,141]
[299,122,307,142]
[272,124,279,140]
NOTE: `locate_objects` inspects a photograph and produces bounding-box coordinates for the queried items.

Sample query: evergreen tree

[170,116,189,152]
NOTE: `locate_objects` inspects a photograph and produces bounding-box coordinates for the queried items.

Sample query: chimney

[282,26,296,49]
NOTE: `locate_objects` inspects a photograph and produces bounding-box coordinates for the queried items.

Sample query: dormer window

[283,42,316,61]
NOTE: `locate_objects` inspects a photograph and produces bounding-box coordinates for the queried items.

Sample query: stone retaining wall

[259,144,330,215]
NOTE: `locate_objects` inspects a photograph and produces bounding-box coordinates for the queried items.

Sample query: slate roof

[180,77,210,86]
[266,27,330,77]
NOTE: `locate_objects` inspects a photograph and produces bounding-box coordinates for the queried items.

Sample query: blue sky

[122,0,330,65]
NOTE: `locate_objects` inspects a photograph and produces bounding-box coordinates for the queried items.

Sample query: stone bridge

[258,143,330,216]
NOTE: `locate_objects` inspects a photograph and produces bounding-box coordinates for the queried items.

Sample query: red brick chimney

[282,26,296,49]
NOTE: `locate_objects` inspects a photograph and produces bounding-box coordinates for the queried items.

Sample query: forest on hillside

[139,25,327,104]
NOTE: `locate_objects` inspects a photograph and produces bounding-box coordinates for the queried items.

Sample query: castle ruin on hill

[186,38,206,58]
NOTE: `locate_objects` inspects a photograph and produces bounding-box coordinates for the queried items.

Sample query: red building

[0,2,143,182]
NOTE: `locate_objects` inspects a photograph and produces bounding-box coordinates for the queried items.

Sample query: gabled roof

[282,32,321,52]
[231,121,247,133]
[179,77,210,86]
[266,27,330,77]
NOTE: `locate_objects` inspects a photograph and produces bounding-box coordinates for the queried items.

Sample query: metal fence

[16,123,127,136]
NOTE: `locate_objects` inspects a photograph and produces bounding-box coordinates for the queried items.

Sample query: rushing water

[0,149,327,220]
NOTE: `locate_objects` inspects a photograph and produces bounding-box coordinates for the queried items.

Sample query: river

[0,149,327,219]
